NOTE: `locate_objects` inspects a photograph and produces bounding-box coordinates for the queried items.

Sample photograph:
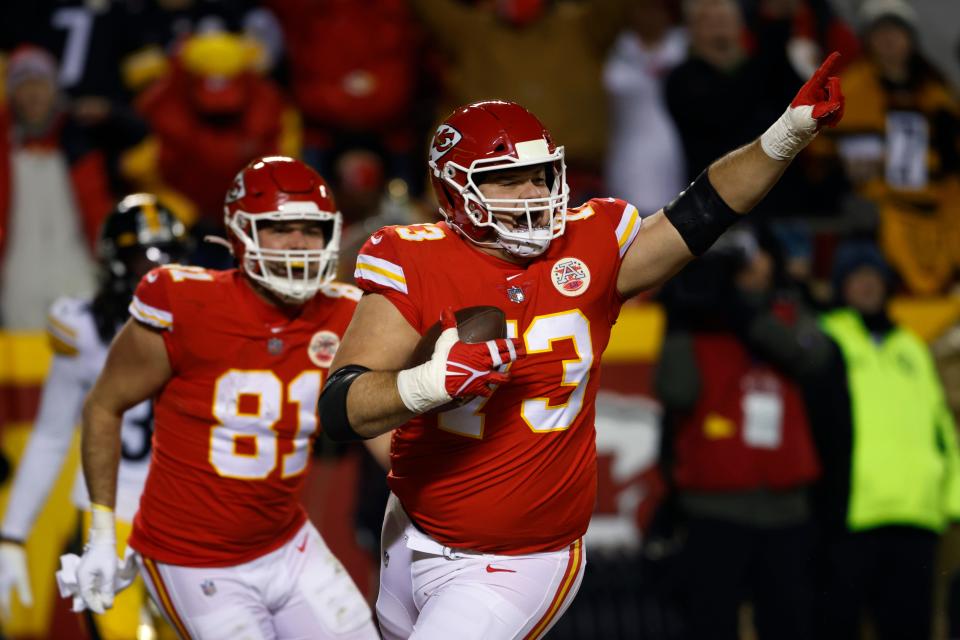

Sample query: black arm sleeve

[318,365,371,442]
[664,170,741,256]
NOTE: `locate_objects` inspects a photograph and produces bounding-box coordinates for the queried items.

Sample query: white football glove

[76,506,118,614]
[58,545,139,613]
[0,541,32,618]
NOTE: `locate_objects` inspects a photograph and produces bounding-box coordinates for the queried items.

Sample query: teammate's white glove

[761,51,845,160]
[76,506,118,614]
[0,541,32,617]
[396,308,524,413]
[57,545,139,613]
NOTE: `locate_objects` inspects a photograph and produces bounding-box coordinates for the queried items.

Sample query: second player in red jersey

[128,266,359,565]
[73,157,379,639]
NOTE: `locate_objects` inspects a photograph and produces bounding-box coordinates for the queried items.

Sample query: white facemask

[227,202,342,303]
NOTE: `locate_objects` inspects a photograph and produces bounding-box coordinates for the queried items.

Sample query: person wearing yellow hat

[121,31,301,268]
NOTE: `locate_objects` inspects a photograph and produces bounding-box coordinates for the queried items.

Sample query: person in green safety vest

[807,239,960,640]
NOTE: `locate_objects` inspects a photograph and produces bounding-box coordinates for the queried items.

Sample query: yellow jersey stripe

[142,558,192,639]
[356,263,406,284]
[129,304,172,328]
[48,334,79,357]
[524,539,583,639]
[616,206,641,258]
[46,314,77,338]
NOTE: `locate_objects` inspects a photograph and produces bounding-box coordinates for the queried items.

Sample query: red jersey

[354,198,642,554]
[127,266,359,566]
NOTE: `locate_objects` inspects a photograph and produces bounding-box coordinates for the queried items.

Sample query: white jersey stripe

[129,296,173,329]
[47,313,77,338]
[486,340,502,368]
[46,318,78,349]
[356,254,405,280]
[354,266,409,295]
[615,203,642,258]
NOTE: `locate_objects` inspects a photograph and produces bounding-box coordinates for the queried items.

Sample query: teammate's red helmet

[428,100,568,258]
[224,156,342,302]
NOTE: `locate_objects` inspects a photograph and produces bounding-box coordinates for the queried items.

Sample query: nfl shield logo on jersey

[201,579,217,596]
[551,257,591,297]
[507,286,525,304]
[267,337,284,355]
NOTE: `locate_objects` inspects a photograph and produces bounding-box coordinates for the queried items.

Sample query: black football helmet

[92,193,190,340]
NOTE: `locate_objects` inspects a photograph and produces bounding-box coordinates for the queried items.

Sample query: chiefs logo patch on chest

[551,257,591,297]
[308,330,340,367]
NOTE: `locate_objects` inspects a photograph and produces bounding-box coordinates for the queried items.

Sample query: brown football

[408,306,507,411]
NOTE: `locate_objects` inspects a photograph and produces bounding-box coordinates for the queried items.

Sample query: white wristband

[396,366,448,414]
[396,326,459,413]
[760,104,819,161]
[88,506,115,546]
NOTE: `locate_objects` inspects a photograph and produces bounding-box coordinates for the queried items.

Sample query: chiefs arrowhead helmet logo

[429,124,463,163]
[225,173,246,204]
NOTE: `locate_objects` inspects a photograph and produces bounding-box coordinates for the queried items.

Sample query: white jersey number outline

[438,310,593,438]
[395,224,446,242]
[210,370,322,479]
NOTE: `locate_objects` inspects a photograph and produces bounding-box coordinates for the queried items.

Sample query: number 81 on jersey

[209,370,322,479]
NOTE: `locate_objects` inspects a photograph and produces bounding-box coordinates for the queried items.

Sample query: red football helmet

[224,156,342,302]
[428,100,568,258]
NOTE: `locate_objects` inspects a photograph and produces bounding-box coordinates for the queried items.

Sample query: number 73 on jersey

[440,308,593,439]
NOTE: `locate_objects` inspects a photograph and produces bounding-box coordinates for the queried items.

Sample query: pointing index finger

[811,51,841,86]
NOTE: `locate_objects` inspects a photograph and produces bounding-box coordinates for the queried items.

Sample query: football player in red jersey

[73,157,380,639]
[317,53,846,640]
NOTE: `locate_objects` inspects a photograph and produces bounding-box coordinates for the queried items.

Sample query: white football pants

[137,520,379,640]
[376,494,586,640]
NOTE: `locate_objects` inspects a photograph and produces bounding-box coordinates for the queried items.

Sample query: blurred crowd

[0,0,956,332]
[0,0,958,330]
[0,0,959,638]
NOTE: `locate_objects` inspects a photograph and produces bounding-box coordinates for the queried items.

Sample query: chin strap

[203,235,234,253]
[497,236,549,258]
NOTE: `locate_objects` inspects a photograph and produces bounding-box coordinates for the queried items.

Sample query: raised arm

[616,53,845,298]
